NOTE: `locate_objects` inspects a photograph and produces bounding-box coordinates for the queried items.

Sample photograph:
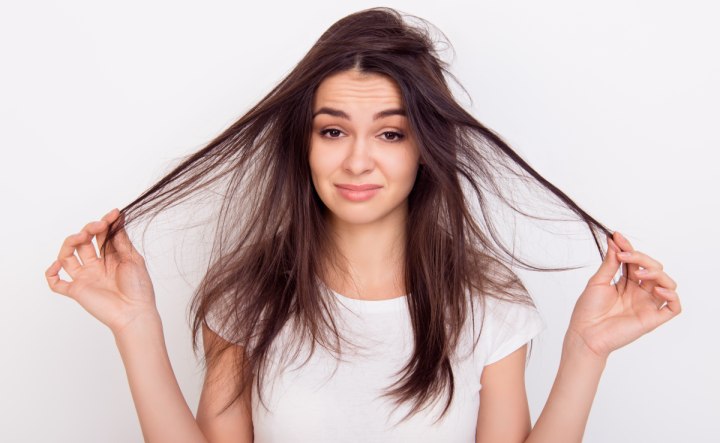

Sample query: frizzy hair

[101,7,612,425]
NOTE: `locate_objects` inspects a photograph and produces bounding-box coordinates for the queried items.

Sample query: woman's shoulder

[467,291,544,329]
[469,294,546,365]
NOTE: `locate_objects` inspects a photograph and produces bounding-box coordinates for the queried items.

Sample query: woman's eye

[381,131,405,142]
[320,128,343,138]
[318,129,405,141]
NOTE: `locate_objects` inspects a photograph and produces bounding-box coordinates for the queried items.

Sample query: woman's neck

[324,210,407,299]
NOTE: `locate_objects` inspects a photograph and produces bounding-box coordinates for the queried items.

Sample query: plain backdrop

[2,1,718,442]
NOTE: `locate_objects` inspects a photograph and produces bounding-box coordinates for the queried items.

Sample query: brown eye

[381,131,405,142]
[320,128,343,138]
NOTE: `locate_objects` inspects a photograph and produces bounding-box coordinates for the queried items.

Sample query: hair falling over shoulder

[100,7,613,424]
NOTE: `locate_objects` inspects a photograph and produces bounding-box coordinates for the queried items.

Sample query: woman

[45,7,681,443]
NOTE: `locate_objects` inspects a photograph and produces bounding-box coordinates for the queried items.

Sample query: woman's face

[309,69,420,227]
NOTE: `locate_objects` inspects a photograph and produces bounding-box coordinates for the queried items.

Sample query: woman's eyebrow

[312,106,406,121]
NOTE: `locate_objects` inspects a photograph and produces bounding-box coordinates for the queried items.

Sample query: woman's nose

[342,136,374,175]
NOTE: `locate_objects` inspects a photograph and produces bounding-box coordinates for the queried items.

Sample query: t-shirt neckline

[327,287,409,314]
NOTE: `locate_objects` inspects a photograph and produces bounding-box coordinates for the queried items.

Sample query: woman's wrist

[112,309,164,345]
[562,328,609,367]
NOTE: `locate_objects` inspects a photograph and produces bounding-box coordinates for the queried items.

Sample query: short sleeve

[483,298,546,366]
[203,293,238,344]
[205,307,231,341]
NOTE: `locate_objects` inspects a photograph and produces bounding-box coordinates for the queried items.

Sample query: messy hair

[101,7,612,425]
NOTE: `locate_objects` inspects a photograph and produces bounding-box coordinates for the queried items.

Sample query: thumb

[587,235,621,286]
[109,212,140,259]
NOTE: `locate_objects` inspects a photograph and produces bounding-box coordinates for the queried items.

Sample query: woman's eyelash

[319,128,344,138]
[318,128,405,142]
[381,131,405,141]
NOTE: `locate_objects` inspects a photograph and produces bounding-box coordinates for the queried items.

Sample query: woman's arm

[475,337,605,443]
[114,312,210,443]
[477,232,680,443]
[115,315,254,443]
[476,345,533,443]
[195,324,254,443]
[46,210,246,442]
[525,231,680,442]
[523,332,606,443]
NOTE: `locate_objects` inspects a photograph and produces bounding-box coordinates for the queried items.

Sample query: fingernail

[617,252,632,259]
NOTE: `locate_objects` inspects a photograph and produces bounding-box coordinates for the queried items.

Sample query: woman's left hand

[566,231,681,360]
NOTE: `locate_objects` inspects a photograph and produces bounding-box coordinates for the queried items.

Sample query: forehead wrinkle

[312,106,406,121]
[313,72,405,121]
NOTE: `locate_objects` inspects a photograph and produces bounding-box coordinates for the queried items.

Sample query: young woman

[45,7,681,443]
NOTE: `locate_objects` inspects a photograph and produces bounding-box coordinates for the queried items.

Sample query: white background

[2,1,718,442]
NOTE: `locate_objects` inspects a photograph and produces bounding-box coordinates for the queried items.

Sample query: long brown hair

[101,7,612,425]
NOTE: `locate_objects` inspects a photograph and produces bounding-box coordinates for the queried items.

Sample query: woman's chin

[328,212,385,227]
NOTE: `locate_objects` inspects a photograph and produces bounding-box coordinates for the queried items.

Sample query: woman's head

[252,6,469,235]
[309,69,420,228]
[103,7,613,425]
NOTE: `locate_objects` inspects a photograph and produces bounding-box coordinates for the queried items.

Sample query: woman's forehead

[313,70,404,111]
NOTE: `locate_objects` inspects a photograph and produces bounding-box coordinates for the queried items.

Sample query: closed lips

[335,184,382,190]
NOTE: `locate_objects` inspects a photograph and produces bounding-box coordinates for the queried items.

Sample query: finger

[655,287,682,314]
[45,259,72,297]
[110,213,141,260]
[650,292,668,310]
[57,232,86,274]
[625,273,670,309]
[587,235,622,286]
[607,237,622,284]
[613,231,639,284]
[645,288,682,330]
[96,208,120,253]
[615,271,661,304]
[76,220,109,264]
[615,244,666,295]
[102,207,121,222]
[613,230,634,251]
[615,249,664,272]
[632,268,678,291]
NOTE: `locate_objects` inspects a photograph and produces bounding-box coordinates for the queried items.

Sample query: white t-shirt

[206,287,545,442]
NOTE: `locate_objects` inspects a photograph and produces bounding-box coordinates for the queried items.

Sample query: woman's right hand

[45,208,159,335]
